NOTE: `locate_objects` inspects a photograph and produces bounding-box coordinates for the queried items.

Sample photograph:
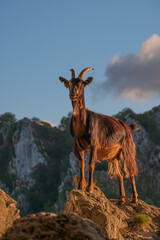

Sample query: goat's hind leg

[74,146,86,189]
[116,162,126,205]
[108,159,126,204]
[129,175,138,203]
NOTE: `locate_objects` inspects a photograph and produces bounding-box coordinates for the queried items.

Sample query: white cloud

[100,34,160,102]
[139,34,160,59]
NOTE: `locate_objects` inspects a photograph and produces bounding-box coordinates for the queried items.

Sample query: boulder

[63,175,127,240]
[1,176,160,240]
[63,176,160,240]
[1,212,108,240]
[0,189,20,238]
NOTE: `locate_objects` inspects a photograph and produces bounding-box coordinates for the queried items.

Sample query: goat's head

[59,68,94,101]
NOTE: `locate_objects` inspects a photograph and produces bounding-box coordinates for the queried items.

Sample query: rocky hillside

[1,177,160,240]
[0,113,74,215]
[0,105,160,216]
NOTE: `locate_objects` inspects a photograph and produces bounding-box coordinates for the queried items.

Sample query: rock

[0,189,20,238]
[1,212,108,240]
[1,179,160,240]
[110,199,160,240]
[63,176,160,240]
[63,175,127,240]
[13,118,45,181]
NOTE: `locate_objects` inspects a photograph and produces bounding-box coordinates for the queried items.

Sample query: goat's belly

[97,144,121,160]
[76,137,90,151]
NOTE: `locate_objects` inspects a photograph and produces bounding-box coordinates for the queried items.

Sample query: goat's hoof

[86,184,94,193]
[77,179,86,190]
[131,198,138,204]
[77,185,85,190]
[118,197,126,205]
[131,194,138,204]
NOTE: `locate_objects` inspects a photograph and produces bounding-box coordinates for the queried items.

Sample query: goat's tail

[121,121,138,178]
[130,121,141,132]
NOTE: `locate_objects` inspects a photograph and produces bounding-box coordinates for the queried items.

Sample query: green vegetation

[0,113,17,191]
[130,213,150,229]
[114,108,135,121]
[13,186,29,200]
[119,227,126,232]
[59,185,73,202]
[136,112,160,145]
[115,107,160,145]
[0,112,16,127]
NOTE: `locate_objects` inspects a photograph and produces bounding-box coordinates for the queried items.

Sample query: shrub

[0,112,16,127]
[131,213,150,228]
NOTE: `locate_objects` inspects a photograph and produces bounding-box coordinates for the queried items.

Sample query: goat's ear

[59,77,69,88]
[83,77,93,88]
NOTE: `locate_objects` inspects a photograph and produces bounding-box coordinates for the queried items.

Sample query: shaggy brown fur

[59,68,140,204]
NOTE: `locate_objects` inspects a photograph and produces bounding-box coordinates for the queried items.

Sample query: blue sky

[0,0,160,125]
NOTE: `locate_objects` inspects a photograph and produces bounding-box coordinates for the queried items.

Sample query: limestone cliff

[12,118,45,181]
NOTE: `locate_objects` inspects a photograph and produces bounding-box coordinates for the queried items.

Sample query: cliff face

[13,118,45,181]
[0,115,60,215]
[0,106,160,216]
[0,113,73,215]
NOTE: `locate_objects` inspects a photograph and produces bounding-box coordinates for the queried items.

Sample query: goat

[59,68,139,204]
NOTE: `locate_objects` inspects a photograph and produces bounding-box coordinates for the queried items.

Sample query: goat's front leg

[74,146,86,189]
[87,146,97,193]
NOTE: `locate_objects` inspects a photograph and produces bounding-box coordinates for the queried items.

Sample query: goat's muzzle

[70,95,78,101]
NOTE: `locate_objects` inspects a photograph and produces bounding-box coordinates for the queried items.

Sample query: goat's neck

[72,96,86,125]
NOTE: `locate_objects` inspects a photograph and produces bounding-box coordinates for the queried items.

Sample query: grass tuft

[130,213,150,229]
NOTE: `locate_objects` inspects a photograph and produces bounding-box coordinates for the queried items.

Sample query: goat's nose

[72,87,77,94]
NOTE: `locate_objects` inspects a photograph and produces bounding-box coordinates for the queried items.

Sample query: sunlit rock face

[63,176,160,240]
[0,189,20,238]
[1,179,160,240]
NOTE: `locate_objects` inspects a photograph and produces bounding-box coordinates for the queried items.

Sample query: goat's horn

[70,69,75,78]
[78,67,94,79]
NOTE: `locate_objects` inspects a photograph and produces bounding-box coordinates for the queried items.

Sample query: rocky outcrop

[110,199,160,240]
[63,176,127,240]
[0,189,20,238]
[1,182,160,240]
[1,212,108,240]
[63,176,160,240]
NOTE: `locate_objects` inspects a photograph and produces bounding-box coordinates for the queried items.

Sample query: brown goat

[59,67,139,204]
